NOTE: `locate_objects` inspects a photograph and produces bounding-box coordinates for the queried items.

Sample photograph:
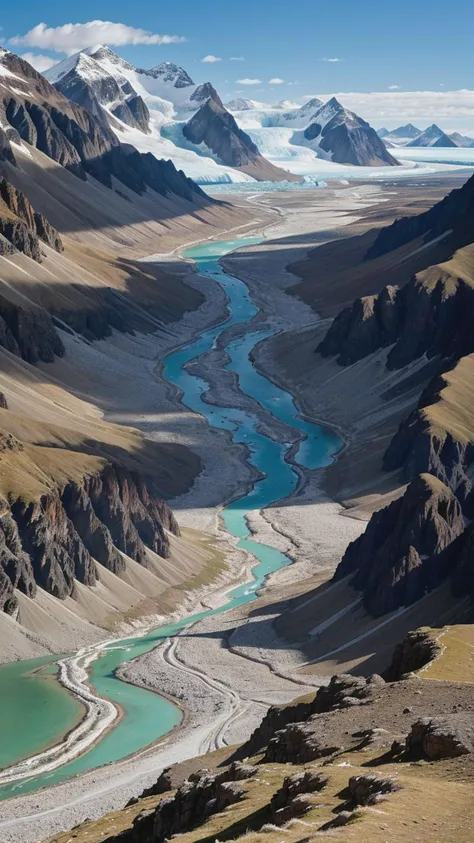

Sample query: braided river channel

[0,236,341,801]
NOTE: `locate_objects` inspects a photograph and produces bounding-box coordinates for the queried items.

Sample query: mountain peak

[87,45,135,71]
[142,61,194,87]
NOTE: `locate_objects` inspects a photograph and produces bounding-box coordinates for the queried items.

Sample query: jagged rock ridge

[334,473,464,616]
[0,177,63,262]
[0,456,179,615]
[317,269,474,370]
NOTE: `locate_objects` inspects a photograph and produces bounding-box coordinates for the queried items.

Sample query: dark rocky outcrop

[0,294,65,362]
[0,177,63,260]
[313,672,385,710]
[233,696,317,760]
[385,629,441,680]
[263,719,340,763]
[0,125,15,164]
[12,494,98,599]
[0,504,37,613]
[334,474,464,616]
[0,460,180,613]
[317,271,474,370]
[303,97,398,167]
[123,764,256,843]
[406,716,474,759]
[183,98,297,182]
[234,674,384,761]
[348,773,400,805]
[271,771,328,825]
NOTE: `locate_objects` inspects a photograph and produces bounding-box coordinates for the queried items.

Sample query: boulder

[406,716,474,760]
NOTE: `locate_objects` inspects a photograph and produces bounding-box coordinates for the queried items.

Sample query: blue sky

[2,2,474,130]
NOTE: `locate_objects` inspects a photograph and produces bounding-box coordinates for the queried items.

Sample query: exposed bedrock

[0,125,16,164]
[385,629,442,680]
[406,716,474,760]
[317,272,474,369]
[334,473,465,616]
[0,178,63,254]
[234,674,383,760]
[383,355,474,512]
[0,293,65,363]
[117,764,257,843]
[0,462,180,612]
[183,97,298,181]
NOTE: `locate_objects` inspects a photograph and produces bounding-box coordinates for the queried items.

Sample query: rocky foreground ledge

[44,636,474,843]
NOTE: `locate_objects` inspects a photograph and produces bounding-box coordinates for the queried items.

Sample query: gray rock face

[348,774,400,805]
[318,271,474,370]
[183,98,262,167]
[0,125,16,164]
[271,771,328,825]
[263,719,340,763]
[304,97,399,166]
[124,763,256,843]
[0,177,63,258]
[334,474,465,616]
[183,98,297,181]
[406,716,474,759]
[0,294,65,363]
[385,629,442,680]
[0,463,180,612]
[140,62,194,87]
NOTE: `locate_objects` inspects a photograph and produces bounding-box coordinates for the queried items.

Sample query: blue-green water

[0,237,340,801]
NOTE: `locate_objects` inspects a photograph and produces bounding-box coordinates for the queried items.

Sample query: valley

[1,172,473,842]
[0,25,474,843]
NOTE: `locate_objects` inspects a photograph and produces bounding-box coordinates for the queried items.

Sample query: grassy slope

[45,639,474,843]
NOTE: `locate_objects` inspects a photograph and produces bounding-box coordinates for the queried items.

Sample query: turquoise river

[0,236,341,802]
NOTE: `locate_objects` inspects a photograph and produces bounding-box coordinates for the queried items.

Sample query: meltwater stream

[0,237,341,801]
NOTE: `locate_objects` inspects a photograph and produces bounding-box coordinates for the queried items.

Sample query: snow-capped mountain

[45,48,295,184]
[43,48,399,182]
[226,98,268,111]
[406,124,457,148]
[294,97,398,166]
[183,98,300,181]
[377,124,421,145]
[448,132,474,149]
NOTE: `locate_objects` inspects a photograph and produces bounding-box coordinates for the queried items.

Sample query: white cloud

[230,56,245,61]
[201,54,222,63]
[388,85,401,90]
[10,21,186,55]
[20,51,59,71]
[322,57,343,62]
[301,89,474,128]
[237,78,262,85]
[269,77,285,85]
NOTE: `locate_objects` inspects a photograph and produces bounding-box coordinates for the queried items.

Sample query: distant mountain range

[378,123,474,149]
[38,46,399,181]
